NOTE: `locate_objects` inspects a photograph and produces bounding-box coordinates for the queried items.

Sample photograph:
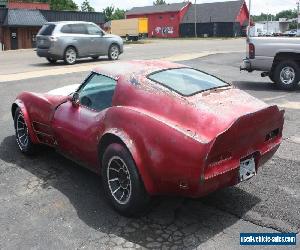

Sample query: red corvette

[12,60,284,216]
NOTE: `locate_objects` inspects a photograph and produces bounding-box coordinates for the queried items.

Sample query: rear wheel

[274,60,300,90]
[64,47,77,65]
[14,108,36,155]
[101,143,150,217]
[108,44,120,60]
[46,58,57,64]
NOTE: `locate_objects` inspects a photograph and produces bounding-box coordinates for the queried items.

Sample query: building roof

[3,9,47,26]
[126,2,189,16]
[41,10,104,24]
[0,9,105,26]
[181,0,245,23]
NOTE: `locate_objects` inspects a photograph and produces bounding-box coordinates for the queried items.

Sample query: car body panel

[12,60,284,197]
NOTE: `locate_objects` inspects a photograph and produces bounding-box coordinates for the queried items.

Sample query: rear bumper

[36,48,62,60]
[190,142,280,198]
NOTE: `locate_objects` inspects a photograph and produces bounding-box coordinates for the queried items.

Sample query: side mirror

[71,92,80,107]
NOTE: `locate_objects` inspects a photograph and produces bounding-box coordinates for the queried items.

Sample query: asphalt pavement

[0,40,299,250]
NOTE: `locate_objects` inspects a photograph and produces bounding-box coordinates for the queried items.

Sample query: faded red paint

[8,1,50,10]
[236,1,249,25]
[12,60,284,197]
[126,3,190,38]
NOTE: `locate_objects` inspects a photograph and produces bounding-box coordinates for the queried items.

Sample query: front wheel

[108,44,120,60]
[101,143,150,217]
[274,61,300,90]
[14,108,36,155]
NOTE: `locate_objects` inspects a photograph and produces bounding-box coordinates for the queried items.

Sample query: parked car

[12,60,284,216]
[36,21,123,65]
[241,36,300,90]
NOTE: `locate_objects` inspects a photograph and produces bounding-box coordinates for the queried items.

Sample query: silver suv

[36,21,123,64]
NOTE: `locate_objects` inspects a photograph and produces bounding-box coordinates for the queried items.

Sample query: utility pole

[194,0,197,37]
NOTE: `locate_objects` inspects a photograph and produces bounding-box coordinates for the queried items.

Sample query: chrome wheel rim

[280,66,295,85]
[107,156,131,205]
[16,113,29,149]
[66,48,76,64]
[110,46,119,60]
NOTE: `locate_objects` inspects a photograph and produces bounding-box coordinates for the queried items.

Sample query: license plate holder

[239,157,256,182]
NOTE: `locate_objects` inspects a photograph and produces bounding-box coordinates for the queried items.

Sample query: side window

[78,74,117,112]
[70,24,87,34]
[86,24,102,35]
[61,24,72,34]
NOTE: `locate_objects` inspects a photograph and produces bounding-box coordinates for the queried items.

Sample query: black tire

[14,108,36,155]
[269,72,275,83]
[91,56,99,60]
[46,58,57,64]
[64,46,77,65]
[101,143,150,217]
[274,60,300,90]
[108,44,120,60]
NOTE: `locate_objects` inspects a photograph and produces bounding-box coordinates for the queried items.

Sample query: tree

[153,0,166,5]
[275,9,297,21]
[81,0,95,12]
[103,6,115,22]
[252,13,275,22]
[112,8,125,20]
[50,0,78,11]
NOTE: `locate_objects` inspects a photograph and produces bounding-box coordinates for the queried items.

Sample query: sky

[74,0,298,15]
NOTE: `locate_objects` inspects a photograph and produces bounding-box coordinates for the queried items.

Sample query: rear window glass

[38,24,56,36]
[148,68,229,96]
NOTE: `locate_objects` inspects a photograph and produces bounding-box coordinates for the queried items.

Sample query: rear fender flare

[101,128,156,195]
[12,100,39,144]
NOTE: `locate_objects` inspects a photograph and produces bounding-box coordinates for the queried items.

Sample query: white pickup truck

[240,36,300,90]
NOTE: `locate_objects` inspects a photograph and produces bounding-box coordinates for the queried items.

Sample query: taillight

[249,43,255,59]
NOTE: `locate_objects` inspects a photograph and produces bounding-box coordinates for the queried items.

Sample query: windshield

[148,68,229,96]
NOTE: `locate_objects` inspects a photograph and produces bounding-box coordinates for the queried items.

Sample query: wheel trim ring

[280,66,295,85]
[107,156,132,205]
[16,113,29,149]
[66,49,76,63]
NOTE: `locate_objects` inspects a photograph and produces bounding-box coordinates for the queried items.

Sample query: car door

[52,73,117,170]
[69,24,91,57]
[86,23,107,55]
